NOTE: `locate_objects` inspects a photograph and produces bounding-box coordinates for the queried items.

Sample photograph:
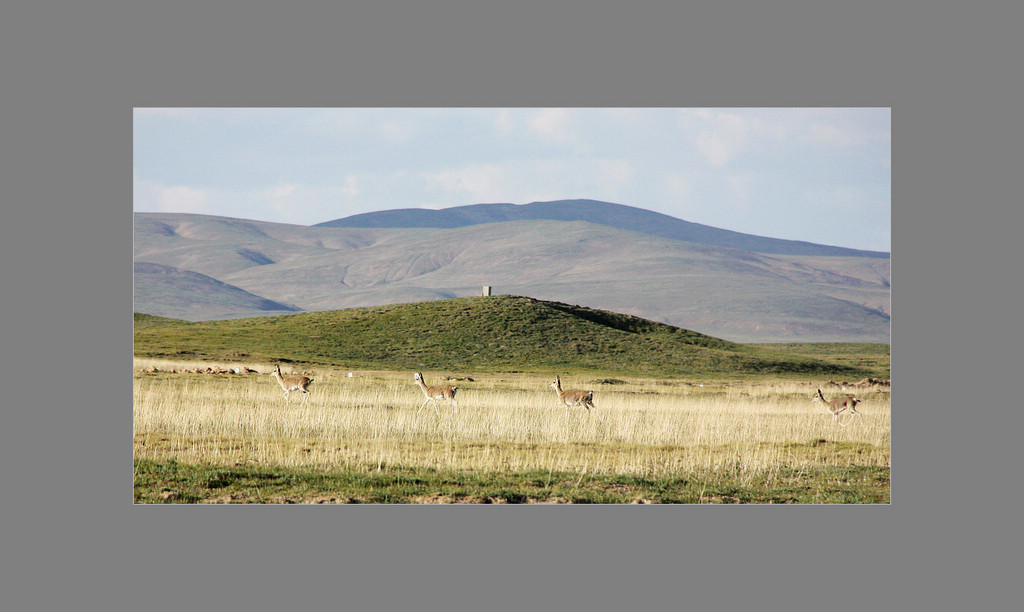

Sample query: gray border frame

[8,0,1014,610]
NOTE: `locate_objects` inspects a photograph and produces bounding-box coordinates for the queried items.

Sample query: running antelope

[550,375,595,411]
[413,372,459,414]
[271,364,313,404]
[814,388,861,423]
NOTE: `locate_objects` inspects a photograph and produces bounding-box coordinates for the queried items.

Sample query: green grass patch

[134,458,889,504]
[747,342,890,379]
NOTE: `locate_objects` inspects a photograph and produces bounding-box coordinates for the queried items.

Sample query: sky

[133,108,890,252]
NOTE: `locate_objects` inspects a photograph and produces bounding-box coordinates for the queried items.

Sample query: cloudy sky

[133,107,890,252]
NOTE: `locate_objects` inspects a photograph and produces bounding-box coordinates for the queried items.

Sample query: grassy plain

[134,297,889,503]
[133,359,890,503]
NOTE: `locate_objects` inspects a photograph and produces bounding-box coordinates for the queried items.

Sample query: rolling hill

[133,262,300,319]
[133,201,890,342]
[316,199,890,258]
[133,295,881,378]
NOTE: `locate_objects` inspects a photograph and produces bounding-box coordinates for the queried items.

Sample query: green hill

[133,295,882,378]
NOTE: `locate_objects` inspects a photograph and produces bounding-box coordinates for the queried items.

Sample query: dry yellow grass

[133,359,890,481]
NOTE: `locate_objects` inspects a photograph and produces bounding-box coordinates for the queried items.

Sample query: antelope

[271,364,313,404]
[550,375,595,411]
[813,388,861,424]
[413,372,459,414]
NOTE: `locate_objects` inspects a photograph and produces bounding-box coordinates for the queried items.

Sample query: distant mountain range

[316,199,889,258]
[133,200,890,342]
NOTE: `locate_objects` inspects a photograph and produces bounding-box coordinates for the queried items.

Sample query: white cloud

[340,174,359,198]
[691,109,792,167]
[527,108,575,144]
[253,183,355,222]
[662,173,692,200]
[600,108,644,123]
[380,119,416,143]
[494,108,516,133]
[160,186,210,212]
[420,157,642,207]
[694,111,753,166]
[421,165,512,203]
[133,178,160,210]
[256,183,299,201]
[134,179,211,214]
[804,122,861,148]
